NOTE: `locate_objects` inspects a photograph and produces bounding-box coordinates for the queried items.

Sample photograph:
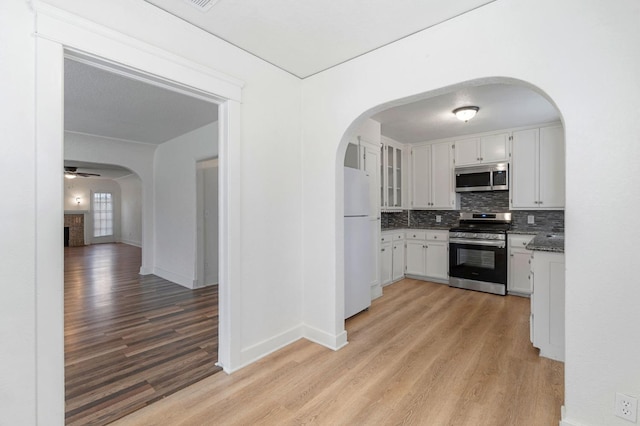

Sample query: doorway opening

[338,78,565,349]
[63,56,222,424]
[337,78,566,420]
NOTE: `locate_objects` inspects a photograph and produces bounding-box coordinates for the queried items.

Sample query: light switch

[436,215,442,223]
[527,215,535,224]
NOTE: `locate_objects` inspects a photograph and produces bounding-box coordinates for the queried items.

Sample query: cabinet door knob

[523,242,527,245]
[434,236,438,239]
[381,248,385,252]
[510,253,514,257]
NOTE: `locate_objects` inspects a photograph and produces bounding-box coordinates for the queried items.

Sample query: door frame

[33,4,244,422]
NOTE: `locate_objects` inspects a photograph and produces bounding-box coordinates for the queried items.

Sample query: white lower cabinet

[392,240,405,282]
[380,231,405,286]
[380,240,392,285]
[530,251,565,361]
[425,240,448,280]
[507,234,536,296]
[404,230,449,283]
[405,236,426,276]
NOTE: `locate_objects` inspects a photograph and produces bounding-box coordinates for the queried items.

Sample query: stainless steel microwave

[455,163,509,192]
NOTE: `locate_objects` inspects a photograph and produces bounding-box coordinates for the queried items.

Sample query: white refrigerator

[344,167,373,319]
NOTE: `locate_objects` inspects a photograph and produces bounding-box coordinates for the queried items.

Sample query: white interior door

[196,158,219,287]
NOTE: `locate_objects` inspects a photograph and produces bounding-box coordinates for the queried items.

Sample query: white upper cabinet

[538,126,565,208]
[454,133,509,166]
[380,138,404,211]
[511,129,538,208]
[410,141,457,209]
[430,141,454,208]
[360,141,381,218]
[511,125,565,209]
[410,144,431,208]
[454,137,480,166]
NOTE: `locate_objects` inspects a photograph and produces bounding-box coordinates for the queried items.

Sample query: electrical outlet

[436,215,442,223]
[615,392,638,422]
[527,215,535,224]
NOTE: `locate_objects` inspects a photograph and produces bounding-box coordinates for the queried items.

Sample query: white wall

[0,1,37,422]
[117,174,142,247]
[9,0,304,418]
[301,1,640,425]
[64,177,122,244]
[154,122,218,288]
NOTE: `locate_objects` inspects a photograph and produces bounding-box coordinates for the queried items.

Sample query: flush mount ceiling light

[453,106,480,122]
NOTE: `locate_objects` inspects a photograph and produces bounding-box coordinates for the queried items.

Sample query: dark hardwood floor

[64,243,221,425]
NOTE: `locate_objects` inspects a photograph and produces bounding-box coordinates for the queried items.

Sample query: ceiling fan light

[65,173,76,179]
[453,106,479,122]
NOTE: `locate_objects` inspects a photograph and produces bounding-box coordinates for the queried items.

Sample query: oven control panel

[449,232,506,240]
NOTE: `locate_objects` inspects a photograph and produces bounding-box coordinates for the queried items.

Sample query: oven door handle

[449,238,505,248]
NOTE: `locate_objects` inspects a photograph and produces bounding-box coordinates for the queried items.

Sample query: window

[93,192,113,237]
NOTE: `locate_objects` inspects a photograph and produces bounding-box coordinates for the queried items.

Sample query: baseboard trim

[192,279,219,289]
[560,418,583,426]
[559,406,584,426]
[226,324,349,374]
[303,324,348,351]
[225,325,304,373]
[139,266,153,275]
[120,239,141,248]
[405,274,449,285]
[371,284,383,300]
[153,266,193,289]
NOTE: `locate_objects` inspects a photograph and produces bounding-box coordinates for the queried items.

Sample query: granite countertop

[382,226,450,232]
[508,229,542,235]
[526,232,565,253]
[381,227,565,252]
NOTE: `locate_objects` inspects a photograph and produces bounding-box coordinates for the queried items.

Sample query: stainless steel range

[448,212,511,295]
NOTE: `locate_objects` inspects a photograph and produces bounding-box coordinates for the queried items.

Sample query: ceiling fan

[64,167,101,179]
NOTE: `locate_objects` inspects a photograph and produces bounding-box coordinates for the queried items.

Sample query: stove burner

[449,223,511,233]
[450,212,512,234]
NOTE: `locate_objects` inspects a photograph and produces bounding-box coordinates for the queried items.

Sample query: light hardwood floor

[113,278,564,426]
[64,243,221,425]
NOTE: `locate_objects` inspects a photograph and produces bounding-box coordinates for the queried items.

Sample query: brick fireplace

[64,214,85,247]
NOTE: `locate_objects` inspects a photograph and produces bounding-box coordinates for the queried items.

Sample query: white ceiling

[62,6,560,176]
[65,59,219,178]
[64,160,134,180]
[371,84,560,143]
[64,59,218,145]
[143,0,496,78]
